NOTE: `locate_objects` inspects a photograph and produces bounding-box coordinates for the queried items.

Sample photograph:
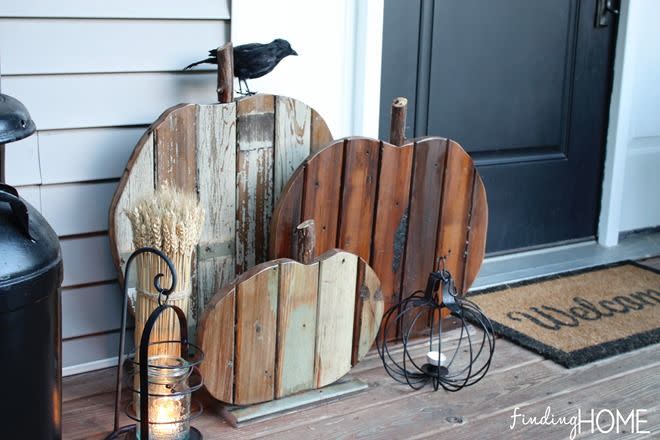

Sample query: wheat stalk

[126,185,205,359]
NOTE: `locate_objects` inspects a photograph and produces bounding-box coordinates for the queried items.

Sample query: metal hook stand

[376,268,495,392]
[106,247,204,439]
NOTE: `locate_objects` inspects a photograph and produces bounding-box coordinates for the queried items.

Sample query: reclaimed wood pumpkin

[108,95,332,328]
[270,136,488,339]
[197,248,383,405]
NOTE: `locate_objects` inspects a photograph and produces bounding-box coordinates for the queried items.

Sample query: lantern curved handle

[111,247,178,435]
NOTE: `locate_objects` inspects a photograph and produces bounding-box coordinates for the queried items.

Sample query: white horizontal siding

[39,127,145,184]
[1,4,228,375]
[62,282,122,339]
[61,235,116,287]
[0,18,228,75]
[4,135,40,185]
[0,1,229,19]
[3,73,216,130]
[41,181,117,236]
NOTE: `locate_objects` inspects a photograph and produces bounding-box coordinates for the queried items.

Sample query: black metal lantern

[377,267,495,392]
[107,247,204,440]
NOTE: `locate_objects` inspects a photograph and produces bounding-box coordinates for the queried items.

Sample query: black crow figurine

[184,39,298,95]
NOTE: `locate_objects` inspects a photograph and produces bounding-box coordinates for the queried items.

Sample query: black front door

[380,0,618,253]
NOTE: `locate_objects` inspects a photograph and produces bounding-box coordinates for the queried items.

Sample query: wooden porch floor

[63,258,660,439]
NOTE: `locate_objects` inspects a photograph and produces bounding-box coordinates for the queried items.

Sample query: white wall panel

[2,73,216,130]
[39,127,145,184]
[3,134,41,186]
[61,235,116,287]
[0,0,229,19]
[0,19,228,75]
[62,282,122,339]
[40,181,116,236]
[14,185,41,211]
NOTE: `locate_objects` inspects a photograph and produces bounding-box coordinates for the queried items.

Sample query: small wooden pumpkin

[197,224,383,405]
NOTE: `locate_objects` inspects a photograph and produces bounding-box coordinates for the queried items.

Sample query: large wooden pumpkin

[108,95,332,327]
[197,249,383,405]
[270,136,488,338]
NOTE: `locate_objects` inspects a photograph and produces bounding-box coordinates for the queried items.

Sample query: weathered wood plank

[310,109,333,153]
[270,170,304,260]
[400,138,448,335]
[274,96,311,201]
[111,133,155,277]
[337,137,380,262]
[464,175,488,292]
[436,140,475,293]
[275,260,319,398]
[302,140,345,254]
[234,264,279,404]
[315,250,358,388]
[352,259,384,365]
[236,96,275,274]
[371,142,414,339]
[153,103,197,192]
[198,287,235,403]
[195,103,237,326]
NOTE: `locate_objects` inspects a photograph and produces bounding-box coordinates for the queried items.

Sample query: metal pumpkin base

[105,425,203,439]
[221,376,368,426]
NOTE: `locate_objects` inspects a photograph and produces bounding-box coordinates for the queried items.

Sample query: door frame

[354,0,629,248]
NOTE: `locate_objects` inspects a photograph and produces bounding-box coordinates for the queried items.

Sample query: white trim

[63,356,117,377]
[351,0,384,137]
[598,0,634,247]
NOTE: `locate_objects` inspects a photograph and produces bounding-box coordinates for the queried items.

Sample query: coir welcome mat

[469,261,660,368]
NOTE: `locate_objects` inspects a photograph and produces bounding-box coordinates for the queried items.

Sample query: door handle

[595,0,619,28]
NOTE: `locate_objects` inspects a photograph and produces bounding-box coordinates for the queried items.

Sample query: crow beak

[291,49,298,56]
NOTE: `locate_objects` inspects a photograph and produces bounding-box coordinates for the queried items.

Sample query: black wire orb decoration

[376,265,495,392]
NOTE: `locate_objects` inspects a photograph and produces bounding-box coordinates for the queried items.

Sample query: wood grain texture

[337,138,380,262]
[275,260,319,398]
[302,140,345,254]
[352,258,384,365]
[274,96,311,200]
[270,136,487,340]
[195,103,236,324]
[315,251,358,388]
[235,264,279,405]
[198,287,235,403]
[110,133,155,277]
[216,43,234,103]
[464,175,488,292]
[236,95,275,274]
[400,138,447,335]
[436,140,475,293]
[270,170,304,260]
[310,109,333,153]
[153,103,197,192]
[371,142,414,339]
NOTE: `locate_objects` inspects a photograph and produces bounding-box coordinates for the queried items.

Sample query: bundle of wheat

[126,186,205,358]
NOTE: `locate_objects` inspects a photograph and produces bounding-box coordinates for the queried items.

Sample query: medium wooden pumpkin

[108,94,332,329]
[197,248,383,405]
[270,136,488,339]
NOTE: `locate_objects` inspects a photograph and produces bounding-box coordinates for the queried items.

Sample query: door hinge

[595,0,619,28]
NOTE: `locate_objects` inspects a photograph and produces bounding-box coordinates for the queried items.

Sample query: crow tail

[183,57,217,70]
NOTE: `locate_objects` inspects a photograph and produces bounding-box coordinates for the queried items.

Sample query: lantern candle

[137,355,192,440]
[426,351,446,367]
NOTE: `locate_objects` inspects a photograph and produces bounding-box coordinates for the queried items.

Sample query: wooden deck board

[63,325,659,439]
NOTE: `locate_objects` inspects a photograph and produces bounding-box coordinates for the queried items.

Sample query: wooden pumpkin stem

[296,219,317,264]
[389,97,408,146]
[216,42,234,103]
